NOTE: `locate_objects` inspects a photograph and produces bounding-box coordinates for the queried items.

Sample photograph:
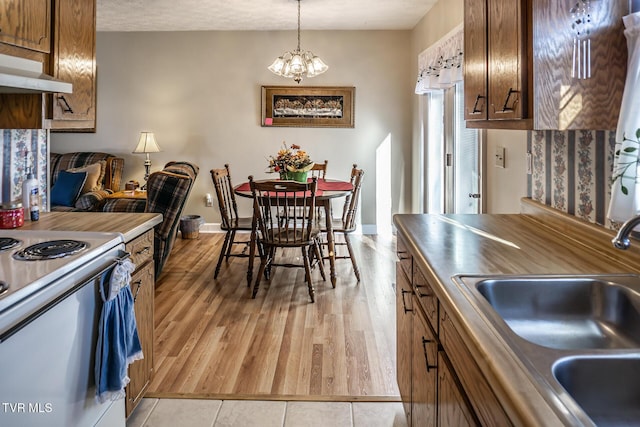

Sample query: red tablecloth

[235,178,352,195]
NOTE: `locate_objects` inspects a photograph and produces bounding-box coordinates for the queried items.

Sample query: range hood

[0,53,72,94]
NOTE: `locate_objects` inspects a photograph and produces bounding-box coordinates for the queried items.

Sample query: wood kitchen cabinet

[464,0,627,131]
[438,352,476,427]
[440,310,511,426]
[125,229,155,417]
[0,0,51,53]
[49,0,97,131]
[0,0,97,131]
[396,257,413,421]
[396,234,510,426]
[412,301,438,427]
[532,0,627,130]
[463,0,530,127]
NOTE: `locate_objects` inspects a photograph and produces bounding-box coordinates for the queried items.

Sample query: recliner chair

[102,161,199,278]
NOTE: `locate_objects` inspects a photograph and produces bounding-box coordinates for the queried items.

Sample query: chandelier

[268,0,328,83]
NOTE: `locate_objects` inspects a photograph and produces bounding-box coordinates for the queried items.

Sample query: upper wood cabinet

[0,0,51,53]
[0,0,97,131]
[49,0,97,131]
[464,0,627,131]
[486,0,528,122]
[463,0,488,122]
[464,0,531,128]
[532,0,627,130]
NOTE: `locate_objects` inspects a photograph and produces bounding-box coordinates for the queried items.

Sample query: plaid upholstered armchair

[102,161,199,277]
[50,152,124,211]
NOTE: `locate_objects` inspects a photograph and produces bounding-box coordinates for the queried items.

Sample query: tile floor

[126,398,408,427]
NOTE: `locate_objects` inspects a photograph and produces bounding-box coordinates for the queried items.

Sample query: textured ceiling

[96,0,438,32]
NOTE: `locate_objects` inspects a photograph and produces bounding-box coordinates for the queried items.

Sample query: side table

[107,190,147,200]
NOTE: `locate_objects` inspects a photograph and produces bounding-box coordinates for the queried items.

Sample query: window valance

[415,23,464,94]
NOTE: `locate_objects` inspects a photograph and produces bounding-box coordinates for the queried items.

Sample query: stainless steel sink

[453,274,640,426]
[553,356,640,426]
[475,277,640,350]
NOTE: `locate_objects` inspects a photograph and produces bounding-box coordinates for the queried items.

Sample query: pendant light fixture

[268,0,328,83]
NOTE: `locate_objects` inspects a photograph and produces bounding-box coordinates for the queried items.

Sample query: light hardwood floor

[146,232,399,401]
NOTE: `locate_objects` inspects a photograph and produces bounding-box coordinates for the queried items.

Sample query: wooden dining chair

[319,164,364,281]
[309,160,328,179]
[249,176,325,302]
[210,165,255,279]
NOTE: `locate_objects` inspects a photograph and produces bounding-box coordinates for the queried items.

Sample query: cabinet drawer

[126,230,154,268]
[440,310,512,427]
[413,267,438,332]
[397,235,412,279]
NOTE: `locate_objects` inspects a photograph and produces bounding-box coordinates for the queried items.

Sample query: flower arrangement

[267,142,314,174]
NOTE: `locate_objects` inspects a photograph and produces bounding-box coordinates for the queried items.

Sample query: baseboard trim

[144,391,401,402]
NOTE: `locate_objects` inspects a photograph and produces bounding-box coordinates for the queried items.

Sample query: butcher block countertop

[20,211,162,242]
[394,199,640,426]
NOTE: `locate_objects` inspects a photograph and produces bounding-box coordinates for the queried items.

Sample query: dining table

[233,178,354,289]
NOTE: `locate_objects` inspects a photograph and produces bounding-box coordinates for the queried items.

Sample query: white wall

[485,129,528,213]
[51,30,413,231]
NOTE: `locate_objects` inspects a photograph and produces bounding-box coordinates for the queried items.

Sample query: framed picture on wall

[261,86,355,128]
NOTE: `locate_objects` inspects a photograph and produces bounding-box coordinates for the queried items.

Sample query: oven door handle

[0,251,131,343]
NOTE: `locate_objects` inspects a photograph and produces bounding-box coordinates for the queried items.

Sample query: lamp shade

[133,132,162,154]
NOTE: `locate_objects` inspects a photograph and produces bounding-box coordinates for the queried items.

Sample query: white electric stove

[0,230,125,324]
[0,229,128,426]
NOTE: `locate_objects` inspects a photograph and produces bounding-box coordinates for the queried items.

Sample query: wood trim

[465,118,533,130]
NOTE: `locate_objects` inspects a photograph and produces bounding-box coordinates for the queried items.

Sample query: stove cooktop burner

[12,240,88,261]
[0,238,20,252]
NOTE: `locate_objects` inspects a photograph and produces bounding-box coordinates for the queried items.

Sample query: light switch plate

[495,146,505,168]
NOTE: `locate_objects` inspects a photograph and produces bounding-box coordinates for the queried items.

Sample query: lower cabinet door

[438,351,478,427]
[396,265,414,423]
[412,303,437,427]
[125,261,155,416]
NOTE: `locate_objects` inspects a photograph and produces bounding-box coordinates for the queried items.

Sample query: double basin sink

[454,274,640,426]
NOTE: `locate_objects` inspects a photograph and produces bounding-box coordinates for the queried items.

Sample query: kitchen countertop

[19,211,163,242]
[393,199,640,426]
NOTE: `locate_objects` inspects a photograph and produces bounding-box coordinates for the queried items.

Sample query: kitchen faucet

[612,214,640,249]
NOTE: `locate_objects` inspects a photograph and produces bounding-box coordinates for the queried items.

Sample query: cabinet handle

[422,337,437,372]
[58,95,74,113]
[401,289,413,313]
[493,88,519,113]
[469,95,485,115]
[132,279,143,302]
[136,246,151,255]
[415,284,432,298]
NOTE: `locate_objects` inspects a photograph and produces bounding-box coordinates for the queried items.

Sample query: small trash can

[179,215,204,239]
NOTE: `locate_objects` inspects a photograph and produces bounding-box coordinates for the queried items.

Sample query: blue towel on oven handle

[94,258,143,404]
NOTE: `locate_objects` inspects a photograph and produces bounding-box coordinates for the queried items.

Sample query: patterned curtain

[0,129,48,209]
[415,23,464,94]
[608,12,640,223]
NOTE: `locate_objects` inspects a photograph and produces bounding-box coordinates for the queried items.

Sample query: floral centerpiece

[267,142,314,182]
